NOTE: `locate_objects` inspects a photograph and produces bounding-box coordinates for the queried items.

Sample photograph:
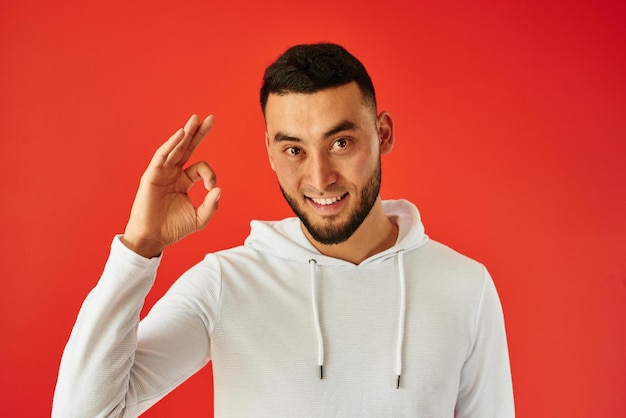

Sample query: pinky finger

[151,128,185,167]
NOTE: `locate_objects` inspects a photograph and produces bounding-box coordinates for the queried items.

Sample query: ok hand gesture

[121,115,221,258]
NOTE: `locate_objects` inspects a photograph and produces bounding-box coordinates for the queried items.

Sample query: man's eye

[332,138,348,149]
[286,147,301,156]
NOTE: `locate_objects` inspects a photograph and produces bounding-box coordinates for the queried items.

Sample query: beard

[279,160,381,245]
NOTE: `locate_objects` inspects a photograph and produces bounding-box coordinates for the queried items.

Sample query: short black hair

[260,43,376,115]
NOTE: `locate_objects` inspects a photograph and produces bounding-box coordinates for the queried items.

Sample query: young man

[53,43,514,417]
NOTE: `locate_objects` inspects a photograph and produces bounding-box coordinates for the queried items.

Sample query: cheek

[273,161,300,189]
[352,153,379,179]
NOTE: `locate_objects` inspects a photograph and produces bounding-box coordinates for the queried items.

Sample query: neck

[303,199,398,265]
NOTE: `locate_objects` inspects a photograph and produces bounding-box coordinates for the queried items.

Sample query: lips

[308,193,347,206]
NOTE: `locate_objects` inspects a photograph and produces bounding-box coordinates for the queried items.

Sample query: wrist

[120,235,165,259]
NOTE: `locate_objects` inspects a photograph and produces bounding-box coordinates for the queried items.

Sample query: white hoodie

[53,200,514,417]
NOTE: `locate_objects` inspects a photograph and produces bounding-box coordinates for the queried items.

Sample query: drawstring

[396,250,407,389]
[309,259,324,379]
[308,253,407,389]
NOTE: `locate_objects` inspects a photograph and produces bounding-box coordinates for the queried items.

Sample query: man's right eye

[286,147,301,156]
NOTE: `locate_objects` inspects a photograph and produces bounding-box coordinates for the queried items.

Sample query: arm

[53,115,221,417]
[455,268,515,417]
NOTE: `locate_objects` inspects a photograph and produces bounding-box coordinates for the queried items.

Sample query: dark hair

[260,43,376,115]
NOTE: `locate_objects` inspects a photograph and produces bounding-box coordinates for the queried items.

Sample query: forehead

[264,82,373,135]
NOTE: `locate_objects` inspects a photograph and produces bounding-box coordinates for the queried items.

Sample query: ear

[377,111,395,155]
[265,131,276,171]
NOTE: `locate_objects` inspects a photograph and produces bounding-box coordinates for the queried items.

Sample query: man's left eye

[333,138,347,149]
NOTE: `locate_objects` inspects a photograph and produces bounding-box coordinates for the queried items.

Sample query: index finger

[179,115,215,166]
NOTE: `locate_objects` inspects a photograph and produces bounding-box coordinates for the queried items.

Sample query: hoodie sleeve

[52,236,218,417]
[455,267,515,417]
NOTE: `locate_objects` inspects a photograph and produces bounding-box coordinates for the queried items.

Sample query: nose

[307,153,337,191]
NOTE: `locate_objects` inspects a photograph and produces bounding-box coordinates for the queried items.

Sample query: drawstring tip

[396,375,401,389]
[319,365,324,379]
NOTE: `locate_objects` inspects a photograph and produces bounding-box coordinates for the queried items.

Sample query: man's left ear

[377,111,395,155]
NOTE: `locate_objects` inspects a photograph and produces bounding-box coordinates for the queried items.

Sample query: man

[53,43,514,417]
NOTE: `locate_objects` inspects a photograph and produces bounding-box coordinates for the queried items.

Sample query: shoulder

[411,239,486,278]
[405,240,490,311]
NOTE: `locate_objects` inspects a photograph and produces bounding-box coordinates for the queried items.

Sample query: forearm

[53,236,160,417]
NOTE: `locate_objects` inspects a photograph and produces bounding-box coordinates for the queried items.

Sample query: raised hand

[121,115,222,258]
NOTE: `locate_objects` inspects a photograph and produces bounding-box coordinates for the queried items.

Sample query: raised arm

[53,115,221,417]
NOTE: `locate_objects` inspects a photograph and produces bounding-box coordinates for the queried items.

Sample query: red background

[1,0,625,416]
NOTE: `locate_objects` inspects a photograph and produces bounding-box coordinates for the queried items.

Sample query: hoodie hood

[244,199,429,265]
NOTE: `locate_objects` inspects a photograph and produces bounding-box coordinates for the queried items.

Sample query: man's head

[262,43,394,247]
[260,43,377,118]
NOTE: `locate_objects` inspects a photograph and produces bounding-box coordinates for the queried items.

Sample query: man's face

[264,82,392,245]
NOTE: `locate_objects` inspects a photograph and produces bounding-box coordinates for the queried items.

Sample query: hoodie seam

[206,254,225,338]
[465,264,488,362]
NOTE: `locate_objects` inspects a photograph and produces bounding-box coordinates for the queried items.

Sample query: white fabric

[53,199,514,417]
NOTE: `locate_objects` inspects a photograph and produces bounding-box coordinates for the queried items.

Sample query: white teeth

[311,195,344,205]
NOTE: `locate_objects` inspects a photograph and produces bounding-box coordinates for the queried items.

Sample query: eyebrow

[273,120,357,142]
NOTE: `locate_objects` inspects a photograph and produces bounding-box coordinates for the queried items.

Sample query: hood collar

[244,199,429,265]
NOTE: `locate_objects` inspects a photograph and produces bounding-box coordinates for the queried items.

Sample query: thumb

[196,187,221,228]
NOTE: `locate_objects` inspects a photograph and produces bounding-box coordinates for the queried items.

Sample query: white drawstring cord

[309,255,405,387]
[309,259,324,379]
[396,250,406,389]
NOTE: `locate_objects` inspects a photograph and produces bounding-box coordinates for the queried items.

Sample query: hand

[121,115,222,258]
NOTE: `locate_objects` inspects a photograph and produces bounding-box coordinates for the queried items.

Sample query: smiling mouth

[308,193,347,206]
